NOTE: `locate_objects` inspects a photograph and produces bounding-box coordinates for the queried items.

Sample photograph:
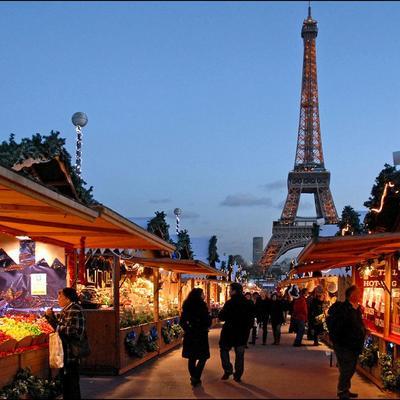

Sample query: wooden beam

[30,236,74,249]
[0,223,27,237]
[0,215,126,234]
[0,204,63,214]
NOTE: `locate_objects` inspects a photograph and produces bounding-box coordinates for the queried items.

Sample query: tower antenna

[308,0,312,18]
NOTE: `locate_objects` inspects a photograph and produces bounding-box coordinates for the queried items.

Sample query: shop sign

[31,273,47,295]
[391,264,400,336]
[360,266,385,334]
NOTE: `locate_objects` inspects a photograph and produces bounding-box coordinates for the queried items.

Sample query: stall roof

[296,232,400,273]
[129,257,226,276]
[0,164,175,252]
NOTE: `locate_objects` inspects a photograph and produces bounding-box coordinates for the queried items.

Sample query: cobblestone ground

[81,324,391,399]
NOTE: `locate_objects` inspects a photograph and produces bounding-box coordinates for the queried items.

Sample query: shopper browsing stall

[45,287,88,400]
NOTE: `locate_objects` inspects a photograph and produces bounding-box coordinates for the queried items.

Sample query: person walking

[255,291,271,345]
[219,283,255,383]
[179,288,212,387]
[45,287,87,400]
[270,292,285,345]
[292,288,308,346]
[249,292,260,345]
[327,285,366,400]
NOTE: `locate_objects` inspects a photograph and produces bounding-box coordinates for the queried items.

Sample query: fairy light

[371,182,395,213]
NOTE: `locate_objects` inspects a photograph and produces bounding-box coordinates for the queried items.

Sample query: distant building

[252,237,263,265]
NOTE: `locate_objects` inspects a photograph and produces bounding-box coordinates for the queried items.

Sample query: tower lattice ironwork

[260,6,338,269]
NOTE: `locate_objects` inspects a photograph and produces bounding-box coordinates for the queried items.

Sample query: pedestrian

[309,287,326,346]
[292,288,308,346]
[218,282,255,383]
[45,287,87,400]
[270,292,285,345]
[255,291,270,345]
[307,289,315,340]
[327,285,366,400]
[249,292,260,345]
[179,287,212,387]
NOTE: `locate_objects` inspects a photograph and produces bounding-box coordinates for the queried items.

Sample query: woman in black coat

[180,288,212,387]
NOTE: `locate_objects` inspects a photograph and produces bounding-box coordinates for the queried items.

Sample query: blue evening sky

[1,1,400,261]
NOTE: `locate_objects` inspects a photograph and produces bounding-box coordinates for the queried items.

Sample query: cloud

[149,198,171,204]
[220,193,274,207]
[261,180,286,191]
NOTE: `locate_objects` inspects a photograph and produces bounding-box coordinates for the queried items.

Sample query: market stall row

[295,232,400,391]
[0,163,228,384]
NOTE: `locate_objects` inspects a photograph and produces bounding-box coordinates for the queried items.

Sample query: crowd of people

[180,282,366,400]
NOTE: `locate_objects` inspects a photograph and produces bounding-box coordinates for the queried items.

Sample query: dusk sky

[1,1,400,261]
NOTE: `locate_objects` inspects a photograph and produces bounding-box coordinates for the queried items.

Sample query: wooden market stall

[295,232,400,389]
[79,256,225,375]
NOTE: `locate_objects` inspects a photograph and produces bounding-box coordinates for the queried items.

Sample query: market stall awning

[295,232,400,274]
[129,257,227,276]
[0,165,175,252]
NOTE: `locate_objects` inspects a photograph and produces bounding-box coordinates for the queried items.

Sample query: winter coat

[270,299,285,325]
[310,297,325,334]
[180,301,212,360]
[45,302,86,364]
[292,296,308,322]
[327,300,366,354]
[219,294,255,347]
[255,298,270,323]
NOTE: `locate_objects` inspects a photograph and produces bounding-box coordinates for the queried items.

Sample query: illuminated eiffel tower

[260,5,338,269]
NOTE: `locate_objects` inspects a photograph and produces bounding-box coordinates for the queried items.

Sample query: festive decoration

[379,353,400,391]
[0,368,62,400]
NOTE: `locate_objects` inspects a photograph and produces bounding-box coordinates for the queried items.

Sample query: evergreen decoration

[147,211,172,242]
[364,164,400,233]
[359,343,379,369]
[0,368,62,400]
[378,353,400,391]
[0,131,95,205]
[175,230,194,260]
[161,322,183,344]
[336,205,365,236]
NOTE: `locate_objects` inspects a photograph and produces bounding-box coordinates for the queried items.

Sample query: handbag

[70,332,91,359]
[49,332,64,368]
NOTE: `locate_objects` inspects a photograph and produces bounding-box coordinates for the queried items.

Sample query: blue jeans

[293,319,305,345]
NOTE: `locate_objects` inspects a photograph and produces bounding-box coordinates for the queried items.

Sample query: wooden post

[78,236,86,284]
[178,274,183,312]
[384,257,392,339]
[206,281,211,308]
[153,268,160,322]
[113,254,121,370]
[190,278,194,291]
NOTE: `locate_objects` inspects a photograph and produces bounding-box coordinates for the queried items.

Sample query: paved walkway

[81,324,390,399]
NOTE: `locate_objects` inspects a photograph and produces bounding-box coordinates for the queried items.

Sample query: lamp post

[71,112,88,178]
[174,208,182,235]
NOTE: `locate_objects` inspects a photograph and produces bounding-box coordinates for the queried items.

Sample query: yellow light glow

[371,182,395,213]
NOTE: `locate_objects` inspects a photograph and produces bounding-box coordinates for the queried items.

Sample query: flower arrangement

[120,307,154,328]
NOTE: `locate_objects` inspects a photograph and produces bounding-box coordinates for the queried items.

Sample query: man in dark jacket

[218,283,255,382]
[327,285,366,400]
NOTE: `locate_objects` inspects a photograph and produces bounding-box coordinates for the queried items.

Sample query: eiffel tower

[260,5,338,269]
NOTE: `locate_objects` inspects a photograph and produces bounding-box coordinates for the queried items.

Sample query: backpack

[326,301,346,343]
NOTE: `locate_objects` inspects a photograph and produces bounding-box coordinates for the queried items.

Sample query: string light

[371,182,395,213]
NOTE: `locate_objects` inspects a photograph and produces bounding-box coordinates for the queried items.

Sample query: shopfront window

[158,270,179,319]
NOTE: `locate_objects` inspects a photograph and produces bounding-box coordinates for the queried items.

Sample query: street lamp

[72,112,88,178]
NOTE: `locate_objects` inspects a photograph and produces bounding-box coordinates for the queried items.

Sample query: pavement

[81,324,391,399]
